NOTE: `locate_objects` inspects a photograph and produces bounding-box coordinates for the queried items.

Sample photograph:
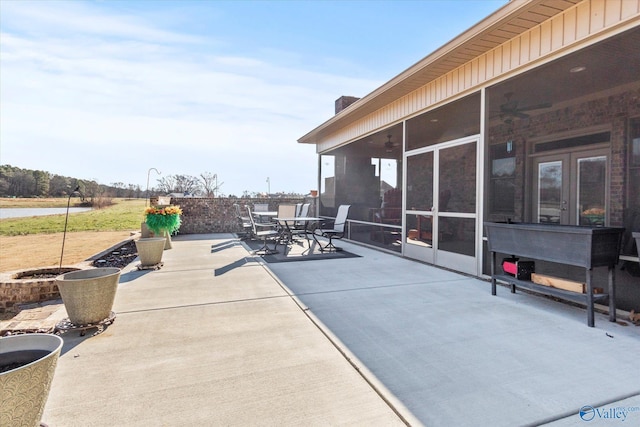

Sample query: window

[489,143,516,215]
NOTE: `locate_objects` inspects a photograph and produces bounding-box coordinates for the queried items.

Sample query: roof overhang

[298,0,581,144]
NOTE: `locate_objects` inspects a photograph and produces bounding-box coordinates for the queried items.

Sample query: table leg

[586,268,594,327]
[491,251,497,296]
[608,265,616,322]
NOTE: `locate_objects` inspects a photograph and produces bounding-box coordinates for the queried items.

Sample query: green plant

[144,205,182,235]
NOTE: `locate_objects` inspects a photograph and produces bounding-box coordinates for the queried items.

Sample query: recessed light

[570,66,586,73]
[430,118,439,123]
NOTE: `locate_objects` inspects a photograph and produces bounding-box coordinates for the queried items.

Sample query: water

[0,207,92,219]
[0,350,50,373]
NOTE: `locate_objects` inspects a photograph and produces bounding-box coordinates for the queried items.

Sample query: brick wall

[488,87,640,226]
[149,197,316,234]
[0,268,80,315]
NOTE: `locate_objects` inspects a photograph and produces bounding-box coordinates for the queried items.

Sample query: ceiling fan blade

[517,102,552,112]
[500,101,518,111]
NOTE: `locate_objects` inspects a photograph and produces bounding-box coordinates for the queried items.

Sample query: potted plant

[56,267,121,326]
[144,205,182,250]
[134,236,167,268]
[1,333,64,426]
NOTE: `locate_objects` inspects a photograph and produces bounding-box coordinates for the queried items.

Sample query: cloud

[0,1,380,195]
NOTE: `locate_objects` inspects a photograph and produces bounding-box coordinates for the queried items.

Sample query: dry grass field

[0,231,135,272]
[1,198,144,272]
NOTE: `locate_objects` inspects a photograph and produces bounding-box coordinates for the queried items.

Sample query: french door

[532,148,609,226]
[404,137,479,275]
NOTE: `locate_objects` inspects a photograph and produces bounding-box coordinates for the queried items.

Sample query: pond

[0,207,92,219]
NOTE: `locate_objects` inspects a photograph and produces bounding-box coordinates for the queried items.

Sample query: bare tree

[174,174,201,195]
[199,172,223,197]
[155,176,176,194]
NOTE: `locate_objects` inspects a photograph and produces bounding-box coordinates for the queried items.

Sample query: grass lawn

[0,198,146,272]
[0,198,146,236]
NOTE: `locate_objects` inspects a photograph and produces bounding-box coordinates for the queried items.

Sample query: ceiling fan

[495,92,552,123]
[384,134,401,153]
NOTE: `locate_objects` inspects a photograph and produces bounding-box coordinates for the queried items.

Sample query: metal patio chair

[314,204,351,252]
[247,207,279,255]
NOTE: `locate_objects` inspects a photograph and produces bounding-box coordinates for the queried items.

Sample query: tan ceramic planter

[135,237,166,267]
[56,267,121,325]
[161,230,172,250]
[0,334,64,427]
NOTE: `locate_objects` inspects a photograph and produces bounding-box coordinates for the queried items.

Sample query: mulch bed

[92,240,138,269]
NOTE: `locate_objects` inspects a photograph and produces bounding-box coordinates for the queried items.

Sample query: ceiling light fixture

[570,66,586,73]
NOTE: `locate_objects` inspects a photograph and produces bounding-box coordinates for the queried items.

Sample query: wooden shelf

[493,274,609,305]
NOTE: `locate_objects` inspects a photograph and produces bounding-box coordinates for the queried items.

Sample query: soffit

[299,0,581,144]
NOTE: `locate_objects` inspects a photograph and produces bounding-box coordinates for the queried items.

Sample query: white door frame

[403,135,481,275]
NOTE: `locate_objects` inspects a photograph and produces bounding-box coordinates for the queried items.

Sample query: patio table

[275,217,321,245]
[253,211,278,226]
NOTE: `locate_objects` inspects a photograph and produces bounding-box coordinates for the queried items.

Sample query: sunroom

[298,0,640,311]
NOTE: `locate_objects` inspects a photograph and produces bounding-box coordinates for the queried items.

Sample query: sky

[0,0,506,196]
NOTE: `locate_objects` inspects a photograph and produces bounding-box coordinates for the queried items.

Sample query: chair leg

[255,237,278,255]
[319,235,343,252]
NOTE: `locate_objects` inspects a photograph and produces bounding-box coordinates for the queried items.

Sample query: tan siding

[564,7,577,44]
[576,1,591,38]
[502,42,511,72]
[604,0,622,27]
[520,32,531,64]
[590,0,606,32]
[621,0,640,19]
[551,14,564,50]
[540,20,553,54]
[486,49,495,79]
[464,62,473,89]
[511,37,521,69]
[478,55,487,82]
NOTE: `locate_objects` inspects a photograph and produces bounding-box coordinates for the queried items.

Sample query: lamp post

[146,168,161,206]
[59,186,80,273]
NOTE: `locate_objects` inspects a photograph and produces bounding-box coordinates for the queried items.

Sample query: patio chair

[247,208,279,255]
[314,204,351,252]
[252,203,275,225]
[276,204,297,244]
[298,203,310,218]
[233,203,252,240]
[294,203,303,218]
[291,203,312,241]
[289,203,316,243]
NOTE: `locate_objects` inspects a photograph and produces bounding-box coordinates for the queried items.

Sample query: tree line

[0,165,225,199]
[0,165,295,200]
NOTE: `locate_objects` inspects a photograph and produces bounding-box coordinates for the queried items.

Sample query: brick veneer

[487,87,640,226]
[0,268,80,315]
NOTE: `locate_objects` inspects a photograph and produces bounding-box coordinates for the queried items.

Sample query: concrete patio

[41,233,640,426]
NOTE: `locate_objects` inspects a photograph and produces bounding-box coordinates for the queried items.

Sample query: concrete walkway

[42,234,640,426]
